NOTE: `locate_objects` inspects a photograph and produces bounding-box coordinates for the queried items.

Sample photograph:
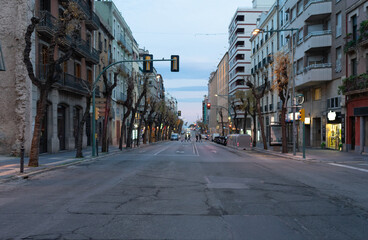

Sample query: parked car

[218,136,228,146]
[170,133,179,141]
[211,133,220,141]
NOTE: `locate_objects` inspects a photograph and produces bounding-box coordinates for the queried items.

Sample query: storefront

[326,111,342,150]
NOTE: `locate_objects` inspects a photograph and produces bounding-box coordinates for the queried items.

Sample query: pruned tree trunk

[256,99,267,150]
[76,96,91,158]
[28,90,48,167]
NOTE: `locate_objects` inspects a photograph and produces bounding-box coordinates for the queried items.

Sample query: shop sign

[328,111,336,121]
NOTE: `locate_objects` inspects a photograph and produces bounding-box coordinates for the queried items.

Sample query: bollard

[20,145,24,173]
[96,139,99,156]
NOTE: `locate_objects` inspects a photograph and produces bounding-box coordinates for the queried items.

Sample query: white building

[228,1,273,135]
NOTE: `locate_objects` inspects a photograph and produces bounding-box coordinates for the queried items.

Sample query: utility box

[227,134,252,150]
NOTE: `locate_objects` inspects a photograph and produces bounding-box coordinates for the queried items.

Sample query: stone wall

[0,0,34,156]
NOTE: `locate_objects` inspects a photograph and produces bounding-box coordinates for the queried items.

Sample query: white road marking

[154,146,170,156]
[328,163,368,173]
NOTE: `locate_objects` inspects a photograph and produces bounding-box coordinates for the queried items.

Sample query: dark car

[218,136,228,146]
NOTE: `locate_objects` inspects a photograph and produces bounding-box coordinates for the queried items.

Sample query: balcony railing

[339,73,368,95]
[85,11,100,30]
[305,30,331,40]
[304,63,332,72]
[53,72,89,94]
[76,39,99,64]
[37,11,58,36]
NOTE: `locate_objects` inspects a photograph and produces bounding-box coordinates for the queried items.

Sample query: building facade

[228,5,272,135]
[250,2,279,145]
[343,0,368,153]
[0,0,100,155]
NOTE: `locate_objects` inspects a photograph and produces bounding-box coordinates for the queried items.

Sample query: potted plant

[321,142,326,149]
[339,143,343,151]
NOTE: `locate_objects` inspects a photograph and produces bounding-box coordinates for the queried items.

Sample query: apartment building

[0,0,101,155]
[95,0,136,146]
[250,2,279,144]
[273,0,345,150]
[208,71,218,134]
[228,3,272,135]
[343,0,368,153]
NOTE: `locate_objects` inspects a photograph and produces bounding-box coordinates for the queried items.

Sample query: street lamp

[0,41,6,71]
[252,27,299,155]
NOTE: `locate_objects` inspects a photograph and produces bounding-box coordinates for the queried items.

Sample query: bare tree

[119,76,134,150]
[246,91,257,147]
[272,52,291,153]
[127,75,148,148]
[23,3,83,166]
[101,69,120,152]
[246,71,268,150]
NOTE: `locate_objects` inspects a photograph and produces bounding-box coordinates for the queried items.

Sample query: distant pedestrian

[185,135,188,142]
[199,134,202,142]
[196,135,198,142]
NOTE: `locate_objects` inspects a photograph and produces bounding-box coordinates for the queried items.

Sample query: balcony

[85,11,100,31]
[75,39,99,64]
[256,81,270,93]
[56,73,90,95]
[295,63,332,87]
[339,73,368,95]
[36,11,57,38]
[304,0,331,22]
[304,30,331,52]
[68,0,92,19]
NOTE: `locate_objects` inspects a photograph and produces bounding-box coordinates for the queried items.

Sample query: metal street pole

[291,29,296,156]
[91,58,175,156]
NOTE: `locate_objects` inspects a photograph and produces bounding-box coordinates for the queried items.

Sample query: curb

[0,150,120,184]
[252,147,318,162]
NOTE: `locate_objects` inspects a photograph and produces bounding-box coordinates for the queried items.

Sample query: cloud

[166,86,208,92]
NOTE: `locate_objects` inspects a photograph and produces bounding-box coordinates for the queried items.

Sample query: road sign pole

[303,121,305,159]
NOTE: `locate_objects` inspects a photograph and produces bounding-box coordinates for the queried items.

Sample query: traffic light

[95,107,99,120]
[299,108,305,122]
[207,103,211,109]
[143,54,153,73]
[171,55,179,72]
[178,110,181,116]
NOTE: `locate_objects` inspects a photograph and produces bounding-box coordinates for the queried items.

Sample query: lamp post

[0,41,6,71]
[252,27,299,155]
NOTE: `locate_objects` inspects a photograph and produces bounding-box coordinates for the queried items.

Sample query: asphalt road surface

[1,140,368,239]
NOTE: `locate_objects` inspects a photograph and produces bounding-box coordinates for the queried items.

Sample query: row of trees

[228,52,292,153]
[23,3,182,167]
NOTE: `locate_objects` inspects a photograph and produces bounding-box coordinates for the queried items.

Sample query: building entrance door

[351,117,355,150]
[58,105,66,150]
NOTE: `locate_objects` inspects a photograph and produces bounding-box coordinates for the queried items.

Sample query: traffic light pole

[91,58,176,156]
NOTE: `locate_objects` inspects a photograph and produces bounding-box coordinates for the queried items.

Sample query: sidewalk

[253,146,368,163]
[0,145,122,183]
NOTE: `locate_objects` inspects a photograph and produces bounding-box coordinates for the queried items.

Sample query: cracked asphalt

[1,140,368,239]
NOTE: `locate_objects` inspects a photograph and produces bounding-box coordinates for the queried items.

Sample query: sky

[115,0,253,124]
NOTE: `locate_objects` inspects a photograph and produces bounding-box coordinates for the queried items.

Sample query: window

[291,7,296,21]
[297,1,303,15]
[336,47,342,73]
[352,15,358,41]
[351,58,357,76]
[75,63,81,79]
[336,12,342,37]
[297,58,303,74]
[314,88,322,100]
[366,53,368,73]
[280,10,283,26]
[298,28,303,43]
